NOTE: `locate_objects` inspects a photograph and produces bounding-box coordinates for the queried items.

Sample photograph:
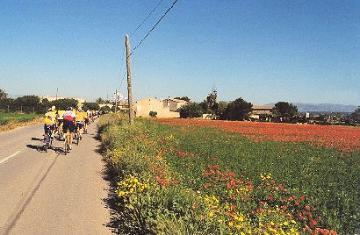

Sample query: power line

[131,0,179,55]
[131,0,164,36]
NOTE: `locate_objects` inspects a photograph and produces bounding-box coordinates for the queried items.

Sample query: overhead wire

[118,0,165,92]
[131,0,164,36]
[131,0,179,55]
[118,0,179,97]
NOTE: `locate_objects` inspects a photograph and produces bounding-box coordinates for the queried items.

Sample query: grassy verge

[99,115,359,234]
[0,111,41,131]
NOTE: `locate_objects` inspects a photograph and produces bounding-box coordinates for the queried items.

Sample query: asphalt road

[0,122,112,235]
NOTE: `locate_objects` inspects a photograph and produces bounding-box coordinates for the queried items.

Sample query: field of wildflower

[157,119,360,152]
[99,115,359,234]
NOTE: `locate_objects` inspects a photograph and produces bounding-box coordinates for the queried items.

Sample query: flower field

[99,115,360,234]
[157,119,360,152]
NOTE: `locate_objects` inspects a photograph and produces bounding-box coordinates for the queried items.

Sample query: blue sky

[0,0,359,105]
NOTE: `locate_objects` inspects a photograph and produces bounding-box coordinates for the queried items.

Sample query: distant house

[163,98,188,111]
[99,100,128,110]
[135,98,188,118]
[250,104,273,121]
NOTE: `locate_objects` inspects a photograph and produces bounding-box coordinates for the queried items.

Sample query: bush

[82,102,100,111]
[273,102,298,121]
[51,98,78,110]
[178,103,203,118]
[149,111,157,118]
[222,98,252,120]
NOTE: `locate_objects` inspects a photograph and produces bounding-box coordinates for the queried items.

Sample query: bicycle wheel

[74,132,79,145]
[64,131,70,155]
[64,140,68,155]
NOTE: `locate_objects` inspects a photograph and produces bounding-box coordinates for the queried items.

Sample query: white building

[135,98,188,118]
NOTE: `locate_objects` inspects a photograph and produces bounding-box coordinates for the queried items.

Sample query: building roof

[252,104,273,110]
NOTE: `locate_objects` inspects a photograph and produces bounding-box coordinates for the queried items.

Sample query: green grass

[0,111,39,125]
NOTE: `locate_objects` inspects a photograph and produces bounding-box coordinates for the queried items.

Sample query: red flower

[310,219,317,228]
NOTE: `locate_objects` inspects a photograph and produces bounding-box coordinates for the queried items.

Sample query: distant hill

[294,103,358,113]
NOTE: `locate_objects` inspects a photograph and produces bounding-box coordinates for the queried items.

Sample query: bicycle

[74,128,80,146]
[63,130,72,155]
[43,125,54,152]
[83,119,88,134]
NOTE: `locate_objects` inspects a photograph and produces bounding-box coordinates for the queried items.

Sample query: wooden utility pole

[114,89,118,113]
[125,34,134,124]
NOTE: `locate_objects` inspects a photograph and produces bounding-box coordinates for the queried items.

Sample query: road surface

[0,122,112,235]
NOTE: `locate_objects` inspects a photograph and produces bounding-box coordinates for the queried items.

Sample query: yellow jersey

[57,110,65,119]
[76,111,87,122]
[44,111,56,125]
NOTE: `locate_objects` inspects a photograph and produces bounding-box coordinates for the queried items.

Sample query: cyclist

[62,107,76,150]
[84,110,90,133]
[55,109,65,139]
[44,106,56,138]
[75,108,86,139]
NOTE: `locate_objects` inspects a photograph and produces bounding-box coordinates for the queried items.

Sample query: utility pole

[125,34,134,124]
[114,89,118,113]
[56,88,58,100]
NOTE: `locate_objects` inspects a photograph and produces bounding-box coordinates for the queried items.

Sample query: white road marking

[0,151,22,164]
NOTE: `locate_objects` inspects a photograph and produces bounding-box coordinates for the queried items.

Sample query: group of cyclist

[43,106,97,150]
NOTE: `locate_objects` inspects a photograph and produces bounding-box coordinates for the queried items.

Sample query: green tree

[201,89,218,114]
[96,97,104,104]
[149,111,157,118]
[51,98,78,110]
[82,102,100,111]
[351,107,360,123]
[272,102,298,121]
[179,103,203,118]
[222,98,252,121]
[174,96,190,102]
[13,95,41,112]
[0,89,8,100]
[216,101,228,118]
[100,105,111,113]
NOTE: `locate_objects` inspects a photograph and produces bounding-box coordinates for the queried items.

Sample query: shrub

[149,111,157,118]
[178,103,203,118]
[222,98,252,120]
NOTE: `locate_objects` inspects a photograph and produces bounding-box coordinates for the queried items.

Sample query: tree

[272,102,298,121]
[100,105,111,113]
[0,89,8,100]
[178,103,203,118]
[96,97,104,104]
[174,96,190,102]
[82,102,100,111]
[14,95,40,106]
[206,89,218,113]
[222,98,252,121]
[149,111,157,118]
[201,89,219,114]
[51,98,78,110]
[351,107,360,123]
[216,101,228,118]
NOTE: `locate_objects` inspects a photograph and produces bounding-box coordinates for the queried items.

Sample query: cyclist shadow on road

[26,144,66,155]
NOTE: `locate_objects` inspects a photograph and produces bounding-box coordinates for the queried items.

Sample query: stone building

[135,98,188,118]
